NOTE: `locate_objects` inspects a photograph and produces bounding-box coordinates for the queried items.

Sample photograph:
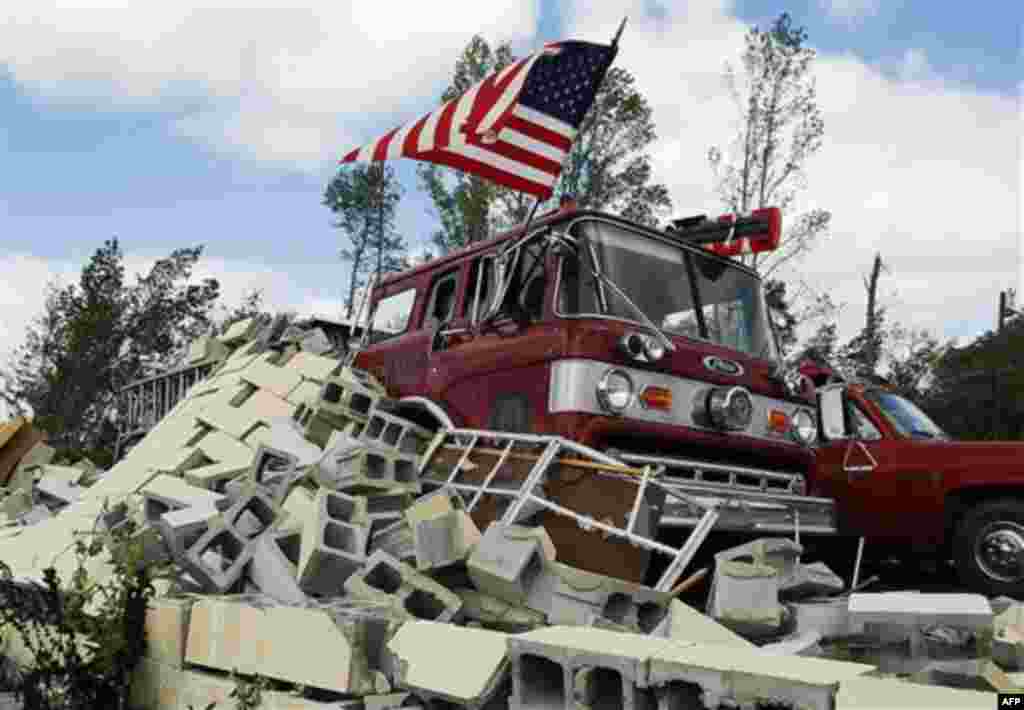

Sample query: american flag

[339,39,618,200]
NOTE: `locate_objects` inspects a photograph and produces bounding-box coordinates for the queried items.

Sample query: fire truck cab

[353,202,826,526]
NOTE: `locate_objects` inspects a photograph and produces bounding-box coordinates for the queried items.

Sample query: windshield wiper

[585,263,677,354]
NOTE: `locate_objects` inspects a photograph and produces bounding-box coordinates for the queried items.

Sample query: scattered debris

[0,322,1007,708]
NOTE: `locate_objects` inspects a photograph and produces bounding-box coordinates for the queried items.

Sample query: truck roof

[378,204,759,290]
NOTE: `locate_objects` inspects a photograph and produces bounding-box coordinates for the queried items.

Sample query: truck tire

[953,498,1024,597]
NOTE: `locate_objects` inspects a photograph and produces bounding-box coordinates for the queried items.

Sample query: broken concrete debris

[0,322,1005,708]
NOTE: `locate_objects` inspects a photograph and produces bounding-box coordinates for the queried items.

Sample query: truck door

[816,386,930,541]
[426,244,559,432]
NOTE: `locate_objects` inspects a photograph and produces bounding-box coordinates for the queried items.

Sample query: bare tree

[708,12,830,277]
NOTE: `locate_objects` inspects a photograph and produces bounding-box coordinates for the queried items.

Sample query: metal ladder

[418,428,721,592]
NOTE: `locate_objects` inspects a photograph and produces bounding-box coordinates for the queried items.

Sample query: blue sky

[1,0,1020,381]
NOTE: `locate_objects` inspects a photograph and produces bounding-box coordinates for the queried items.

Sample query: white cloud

[818,0,882,25]
[0,1,540,170]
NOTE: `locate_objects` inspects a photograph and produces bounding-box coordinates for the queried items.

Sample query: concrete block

[36,477,82,506]
[279,484,317,534]
[330,446,420,495]
[709,560,784,636]
[412,510,481,572]
[781,560,845,599]
[320,367,386,418]
[0,489,32,521]
[241,358,304,399]
[716,536,803,578]
[219,316,258,345]
[910,658,1015,692]
[246,388,298,421]
[285,351,340,382]
[386,620,509,708]
[246,417,324,467]
[180,516,253,593]
[286,378,323,407]
[303,405,367,450]
[298,517,369,595]
[188,334,230,364]
[140,473,227,522]
[345,549,463,623]
[250,528,308,606]
[835,675,996,709]
[468,524,556,606]
[300,328,332,355]
[36,464,87,486]
[18,505,52,525]
[653,599,756,649]
[508,626,694,710]
[223,483,284,539]
[361,409,434,456]
[760,630,825,657]
[369,518,416,565]
[183,458,253,492]
[646,640,875,710]
[186,596,393,694]
[455,587,547,632]
[848,592,993,631]
[143,596,194,667]
[314,487,370,525]
[791,598,862,639]
[197,430,253,466]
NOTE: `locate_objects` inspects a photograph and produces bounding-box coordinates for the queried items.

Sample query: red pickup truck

[814,381,1024,596]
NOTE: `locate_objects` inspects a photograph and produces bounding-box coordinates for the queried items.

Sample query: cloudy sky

[1,0,1020,389]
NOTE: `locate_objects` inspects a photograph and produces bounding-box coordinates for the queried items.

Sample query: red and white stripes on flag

[339,41,614,200]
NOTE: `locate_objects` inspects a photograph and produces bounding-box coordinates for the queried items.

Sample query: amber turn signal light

[768,409,789,433]
[639,386,673,411]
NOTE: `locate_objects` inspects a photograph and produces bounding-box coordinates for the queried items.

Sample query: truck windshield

[560,219,779,360]
[864,390,949,440]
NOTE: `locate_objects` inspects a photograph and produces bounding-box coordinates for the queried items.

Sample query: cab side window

[464,256,495,324]
[369,288,416,343]
[498,242,546,322]
[424,272,459,329]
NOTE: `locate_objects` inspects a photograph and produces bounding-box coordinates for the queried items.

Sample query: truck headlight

[707,386,753,431]
[596,368,634,414]
[790,408,818,446]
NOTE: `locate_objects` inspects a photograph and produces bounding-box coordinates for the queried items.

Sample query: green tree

[419,35,518,254]
[708,12,830,277]
[0,239,219,456]
[839,252,888,379]
[325,164,405,319]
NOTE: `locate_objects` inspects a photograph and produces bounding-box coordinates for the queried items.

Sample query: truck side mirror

[818,387,848,441]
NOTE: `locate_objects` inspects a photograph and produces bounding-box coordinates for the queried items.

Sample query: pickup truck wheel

[954,499,1024,597]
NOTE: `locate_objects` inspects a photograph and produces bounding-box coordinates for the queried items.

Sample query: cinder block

[760,630,825,657]
[284,351,340,382]
[709,560,784,636]
[241,358,304,399]
[910,658,1014,693]
[36,464,87,486]
[643,637,875,710]
[140,473,227,522]
[345,549,463,623]
[0,489,33,521]
[197,430,253,467]
[144,596,194,667]
[781,561,845,599]
[158,505,222,558]
[224,483,284,539]
[186,596,393,694]
[188,335,230,364]
[18,505,52,525]
[279,485,317,534]
[331,446,420,495]
[298,517,369,595]
[320,367,386,419]
[653,599,755,649]
[245,417,324,468]
[468,524,557,606]
[369,518,416,565]
[250,528,307,606]
[35,477,82,506]
[835,675,996,709]
[411,510,481,572]
[360,409,433,456]
[183,459,253,492]
[219,317,259,345]
[180,517,253,593]
[848,592,993,631]
[455,587,547,633]
[386,620,509,707]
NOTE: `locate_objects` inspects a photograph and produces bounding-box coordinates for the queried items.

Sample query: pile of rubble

[0,319,1011,709]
